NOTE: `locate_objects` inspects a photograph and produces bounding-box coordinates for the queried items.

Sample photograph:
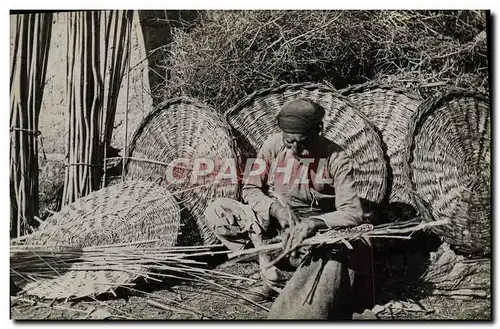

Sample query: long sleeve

[311,153,363,228]
[241,137,278,230]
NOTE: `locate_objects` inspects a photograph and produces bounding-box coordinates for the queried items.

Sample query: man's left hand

[282,218,325,253]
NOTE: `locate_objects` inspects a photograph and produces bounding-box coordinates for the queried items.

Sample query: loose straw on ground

[11,219,448,304]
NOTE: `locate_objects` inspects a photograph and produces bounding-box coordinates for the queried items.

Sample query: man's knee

[204,198,231,232]
[204,198,255,251]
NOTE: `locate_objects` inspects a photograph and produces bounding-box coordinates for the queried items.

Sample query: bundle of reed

[10,242,258,304]
[10,243,229,279]
[10,12,53,238]
[225,219,449,266]
[10,219,448,305]
[62,10,134,206]
[215,218,448,272]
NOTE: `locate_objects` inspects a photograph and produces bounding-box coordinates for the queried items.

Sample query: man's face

[282,131,318,159]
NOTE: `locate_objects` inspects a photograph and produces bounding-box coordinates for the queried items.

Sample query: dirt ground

[10,257,491,321]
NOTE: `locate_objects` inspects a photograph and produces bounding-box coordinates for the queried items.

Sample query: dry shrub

[159,10,488,111]
[367,10,488,98]
[161,10,378,110]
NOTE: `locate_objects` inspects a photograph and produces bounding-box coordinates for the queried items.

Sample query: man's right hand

[269,201,301,229]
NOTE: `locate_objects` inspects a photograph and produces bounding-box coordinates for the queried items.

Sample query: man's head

[276,99,325,158]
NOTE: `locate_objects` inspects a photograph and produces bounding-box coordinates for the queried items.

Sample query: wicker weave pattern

[125,98,239,245]
[25,181,181,247]
[225,83,387,217]
[19,269,135,300]
[343,85,424,221]
[404,92,490,255]
[16,181,181,299]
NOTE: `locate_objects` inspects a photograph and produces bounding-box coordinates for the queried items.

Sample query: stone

[90,308,112,320]
[352,309,378,320]
[250,273,260,280]
[372,304,385,314]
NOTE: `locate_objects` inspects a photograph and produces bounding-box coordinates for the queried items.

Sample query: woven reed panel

[404,92,491,255]
[13,181,181,299]
[343,85,424,222]
[125,97,239,245]
[13,266,135,301]
[225,83,387,220]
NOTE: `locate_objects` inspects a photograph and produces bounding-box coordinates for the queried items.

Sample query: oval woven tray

[225,83,387,220]
[124,97,239,245]
[342,84,424,222]
[12,181,181,299]
[403,91,491,255]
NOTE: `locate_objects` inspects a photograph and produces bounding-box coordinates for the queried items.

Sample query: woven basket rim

[339,81,424,101]
[225,81,385,148]
[125,97,227,173]
[225,82,344,118]
[401,89,490,223]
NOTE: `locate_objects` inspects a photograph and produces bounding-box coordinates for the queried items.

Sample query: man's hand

[281,218,326,253]
[269,201,301,229]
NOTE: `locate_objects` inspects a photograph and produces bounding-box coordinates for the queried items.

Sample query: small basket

[225,83,388,220]
[341,83,424,222]
[403,91,491,256]
[124,97,239,245]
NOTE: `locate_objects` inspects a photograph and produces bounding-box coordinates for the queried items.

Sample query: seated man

[204,99,373,319]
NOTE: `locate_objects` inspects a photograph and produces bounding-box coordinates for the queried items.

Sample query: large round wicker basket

[341,84,424,222]
[403,91,491,256]
[11,181,181,299]
[124,97,239,245]
[225,83,388,220]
